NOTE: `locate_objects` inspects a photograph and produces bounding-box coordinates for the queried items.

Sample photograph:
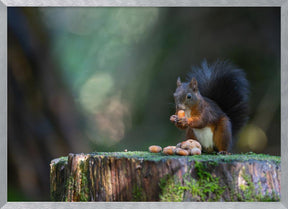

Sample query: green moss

[50,157,69,201]
[79,161,89,201]
[159,175,185,202]
[236,167,279,202]
[241,172,256,201]
[55,152,280,166]
[132,184,143,201]
[89,151,280,165]
[192,161,226,201]
[64,161,89,201]
[159,161,226,201]
[52,152,280,201]
[58,156,68,162]
[65,175,75,201]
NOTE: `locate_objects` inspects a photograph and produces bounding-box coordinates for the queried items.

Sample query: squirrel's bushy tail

[188,60,249,136]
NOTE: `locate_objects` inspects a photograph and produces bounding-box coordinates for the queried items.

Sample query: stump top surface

[50,151,281,202]
[51,151,280,165]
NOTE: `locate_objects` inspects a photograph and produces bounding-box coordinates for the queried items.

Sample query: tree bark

[50,152,280,202]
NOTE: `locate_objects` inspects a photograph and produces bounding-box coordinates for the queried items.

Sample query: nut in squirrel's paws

[177,110,185,118]
[170,110,186,123]
[176,110,188,127]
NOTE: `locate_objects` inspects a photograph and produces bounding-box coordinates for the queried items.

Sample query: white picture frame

[0,1,287,209]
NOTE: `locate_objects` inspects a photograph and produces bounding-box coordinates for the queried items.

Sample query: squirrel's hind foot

[217,151,231,155]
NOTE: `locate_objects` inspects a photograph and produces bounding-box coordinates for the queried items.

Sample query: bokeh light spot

[79,73,113,113]
[237,124,268,152]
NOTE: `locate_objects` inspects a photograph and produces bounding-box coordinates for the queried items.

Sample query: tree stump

[50,152,280,202]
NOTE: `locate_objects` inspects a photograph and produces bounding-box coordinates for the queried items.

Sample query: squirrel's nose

[177,104,186,110]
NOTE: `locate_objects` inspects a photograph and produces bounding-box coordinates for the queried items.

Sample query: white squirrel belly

[193,127,214,149]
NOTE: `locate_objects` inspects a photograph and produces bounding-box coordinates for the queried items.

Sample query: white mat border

[0,1,287,209]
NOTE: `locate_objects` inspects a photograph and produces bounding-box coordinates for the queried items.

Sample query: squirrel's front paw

[170,115,178,123]
[176,117,188,129]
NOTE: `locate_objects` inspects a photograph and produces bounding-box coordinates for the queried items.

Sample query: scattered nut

[190,141,202,150]
[180,139,202,150]
[180,141,194,150]
[190,147,201,155]
[176,142,182,148]
[148,138,202,156]
[177,110,185,118]
[175,148,189,156]
[149,145,162,153]
[163,146,176,155]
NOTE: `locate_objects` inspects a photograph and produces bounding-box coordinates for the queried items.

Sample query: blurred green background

[8,7,280,201]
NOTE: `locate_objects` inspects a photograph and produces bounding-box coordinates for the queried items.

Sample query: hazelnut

[180,139,202,150]
[149,145,162,153]
[190,147,201,155]
[175,148,189,156]
[163,146,176,155]
[190,141,202,150]
[177,110,185,118]
[180,141,194,150]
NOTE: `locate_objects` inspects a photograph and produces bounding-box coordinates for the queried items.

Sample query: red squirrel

[170,60,249,154]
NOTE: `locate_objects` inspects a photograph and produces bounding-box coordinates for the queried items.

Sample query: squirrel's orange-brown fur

[179,103,231,153]
[170,60,249,154]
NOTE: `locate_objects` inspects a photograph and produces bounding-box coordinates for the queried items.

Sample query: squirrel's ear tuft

[190,77,198,92]
[177,77,182,87]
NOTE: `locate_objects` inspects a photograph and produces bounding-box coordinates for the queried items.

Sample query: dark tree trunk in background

[50,152,280,202]
[8,8,90,200]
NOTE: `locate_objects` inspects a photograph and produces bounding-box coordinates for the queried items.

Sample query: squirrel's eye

[187,93,192,99]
